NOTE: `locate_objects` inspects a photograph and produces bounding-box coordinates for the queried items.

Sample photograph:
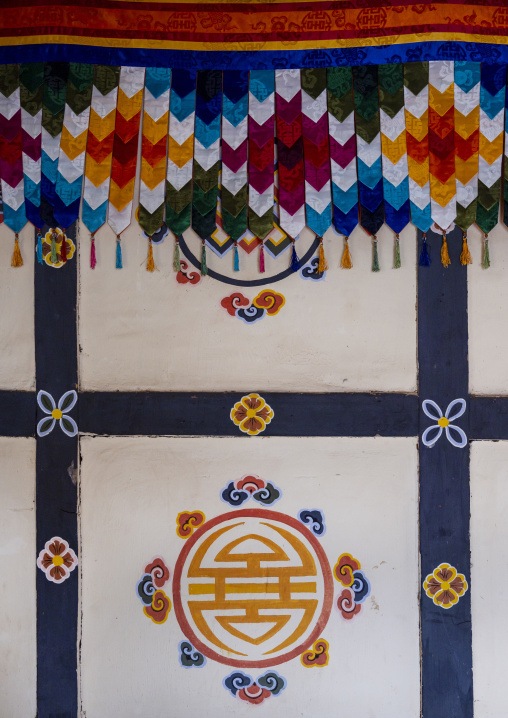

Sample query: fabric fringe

[173,239,180,272]
[318,238,328,272]
[340,237,352,269]
[372,236,380,272]
[419,234,431,267]
[290,240,300,271]
[234,242,239,272]
[36,232,43,264]
[259,243,265,273]
[460,233,472,266]
[60,232,67,263]
[50,232,58,265]
[482,236,490,269]
[394,234,401,269]
[116,236,122,269]
[200,240,208,276]
[146,238,156,272]
[441,234,451,268]
[90,234,97,269]
[11,234,23,267]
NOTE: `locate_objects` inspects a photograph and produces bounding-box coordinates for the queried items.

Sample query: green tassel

[394,235,401,269]
[173,239,180,272]
[200,241,208,276]
[372,237,380,272]
[50,232,58,264]
[482,237,490,269]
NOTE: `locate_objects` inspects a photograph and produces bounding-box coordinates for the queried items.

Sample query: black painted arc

[35,225,79,718]
[417,227,473,718]
[0,391,35,435]
[179,234,321,286]
[79,391,418,436]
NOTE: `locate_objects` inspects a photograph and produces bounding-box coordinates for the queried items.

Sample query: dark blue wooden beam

[0,391,35,435]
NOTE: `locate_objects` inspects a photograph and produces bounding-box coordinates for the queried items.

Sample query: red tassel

[90,234,97,269]
[60,232,67,263]
[259,243,265,273]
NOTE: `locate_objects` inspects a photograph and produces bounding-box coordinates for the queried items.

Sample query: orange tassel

[441,234,451,268]
[146,238,156,272]
[11,233,23,267]
[460,233,472,266]
[340,237,352,269]
[318,239,328,272]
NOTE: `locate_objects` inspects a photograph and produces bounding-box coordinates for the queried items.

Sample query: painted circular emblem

[173,509,333,668]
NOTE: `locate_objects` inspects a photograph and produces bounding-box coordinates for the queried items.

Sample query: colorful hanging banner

[505,70,508,230]
[107,66,144,238]
[477,64,506,236]
[275,69,305,240]
[429,61,456,232]
[138,67,171,238]
[404,62,432,234]
[41,62,68,228]
[248,70,275,241]
[82,66,120,236]
[353,65,384,237]
[54,63,93,230]
[20,62,43,230]
[0,64,26,233]
[454,62,480,236]
[301,68,331,239]
[192,70,222,240]
[221,70,249,242]
[379,64,410,240]
[166,69,196,239]
[327,67,358,240]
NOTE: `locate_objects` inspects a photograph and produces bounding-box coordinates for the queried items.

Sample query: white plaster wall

[78,220,417,392]
[471,441,508,717]
[80,435,420,718]
[469,222,508,395]
[0,224,35,390]
[0,437,36,717]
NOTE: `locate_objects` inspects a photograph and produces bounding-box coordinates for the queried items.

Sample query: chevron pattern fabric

[404,62,431,233]
[454,62,480,235]
[138,67,171,238]
[166,69,196,239]
[248,70,275,241]
[54,63,93,230]
[107,66,144,237]
[429,61,456,231]
[221,70,248,242]
[276,69,305,240]
[40,62,68,228]
[0,64,26,233]
[20,62,43,230]
[301,68,331,239]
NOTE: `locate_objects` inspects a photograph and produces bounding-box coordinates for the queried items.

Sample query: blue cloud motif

[253,482,281,506]
[298,509,326,536]
[136,573,155,606]
[223,671,253,696]
[258,671,287,696]
[300,257,326,281]
[351,570,371,604]
[236,305,266,324]
[178,641,206,668]
[220,481,249,507]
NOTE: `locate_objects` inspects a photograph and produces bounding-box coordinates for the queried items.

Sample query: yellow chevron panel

[88,108,116,142]
[142,111,169,145]
[429,84,454,115]
[381,132,407,164]
[117,88,143,121]
[60,127,88,161]
[455,155,478,185]
[109,177,136,212]
[405,110,428,142]
[167,134,194,168]
[85,154,113,186]
[430,175,456,207]
[479,132,503,164]
[140,157,166,190]
[407,156,429,186]
[454,108,479,139]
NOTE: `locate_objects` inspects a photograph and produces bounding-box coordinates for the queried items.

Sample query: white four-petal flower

[37,390,78,437]
[422,398,467,448]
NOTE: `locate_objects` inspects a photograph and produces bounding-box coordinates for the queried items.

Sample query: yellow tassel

[340,237,352,269]
[460,233,472,266]
[318,240,328,272]
[441,234,451,268]
[146,238,156,272]
[11,234,23,267]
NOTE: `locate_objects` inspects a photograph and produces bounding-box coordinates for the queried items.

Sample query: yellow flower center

[440,581,450,591]
[246,408,258,418]
[52,555,64,566]
[52,409,63,420]
[437,417,449,428]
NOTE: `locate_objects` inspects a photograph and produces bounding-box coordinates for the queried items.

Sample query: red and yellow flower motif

[37,537,78,584]
[230,393,274,436]
[41,228,76,268]
[423,563,468,609]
